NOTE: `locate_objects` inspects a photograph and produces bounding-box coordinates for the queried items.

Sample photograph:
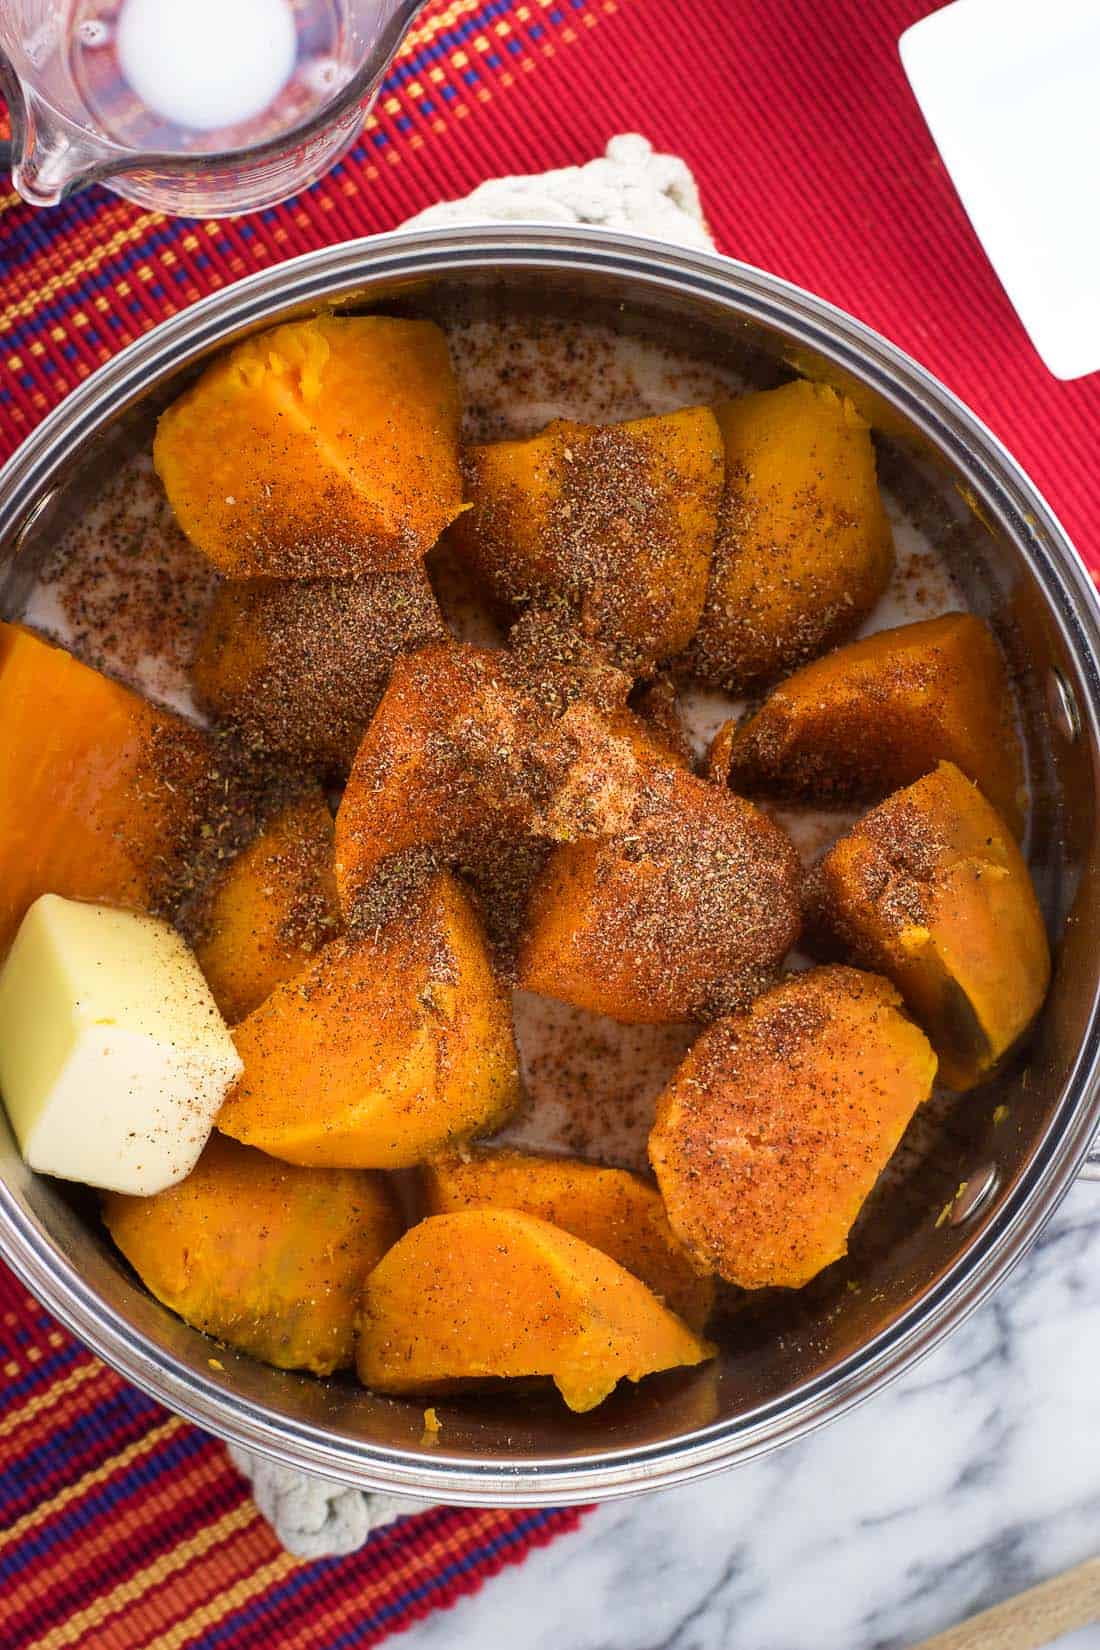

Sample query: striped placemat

[0,1268,581,1647]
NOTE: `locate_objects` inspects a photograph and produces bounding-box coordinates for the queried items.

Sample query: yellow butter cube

[0,895,242,1195]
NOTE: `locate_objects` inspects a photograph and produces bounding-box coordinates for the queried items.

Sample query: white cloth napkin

[231,133,712,1558]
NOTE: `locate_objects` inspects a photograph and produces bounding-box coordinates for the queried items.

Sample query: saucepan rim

[1,225,1099,1504]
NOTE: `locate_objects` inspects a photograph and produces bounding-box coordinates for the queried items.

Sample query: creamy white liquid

[23,315,968,1174]
[117,0,296,132]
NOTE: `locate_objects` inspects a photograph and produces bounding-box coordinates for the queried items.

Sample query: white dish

[900,0,1100,381]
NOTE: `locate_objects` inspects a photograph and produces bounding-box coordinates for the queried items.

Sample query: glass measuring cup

[0,0,427,215]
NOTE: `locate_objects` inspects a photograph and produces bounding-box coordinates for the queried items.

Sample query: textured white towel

[230,133,712,1557]
[228,1445,435,1560]
[402,132,712,247]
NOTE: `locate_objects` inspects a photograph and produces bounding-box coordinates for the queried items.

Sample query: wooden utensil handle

[910,1554,1100,1650]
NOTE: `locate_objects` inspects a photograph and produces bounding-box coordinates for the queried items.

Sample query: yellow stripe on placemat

[0,1417,184,1553]
[0,211,164,329]
[405,0,487,49]
[32,1502,279,1650]
[136,1548,301,1650]
[273,1509,508,1650]
[0,1357,108,1441]
[134,1505,508,1650]
[4,1441,239,1631]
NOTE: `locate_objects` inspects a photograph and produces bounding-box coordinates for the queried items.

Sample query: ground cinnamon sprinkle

[160,728,320,948]
[461,422,695,672]
[522,758,801,1021]
[506,992,694,1172]
[273,851,341,957]
[192,570,445,775]
[649,968,922,1287]
[36,453,219,698]
[337,633,655,966]
[806,786,949,946]
[687,470,868,689]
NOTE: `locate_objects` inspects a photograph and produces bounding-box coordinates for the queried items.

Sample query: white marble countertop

[401,1179,1100,1650]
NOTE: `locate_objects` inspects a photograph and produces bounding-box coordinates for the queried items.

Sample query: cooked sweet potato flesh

[710,613,1025,831]
[334,640,675,922]
[806,762,1050,1089]
[335,644,529,912]
[154,317,464,578]
[191,569,445,776]
[217,872,520,1168]
[517,766,801,1023]
[649,967,937,1289]
[195,790,342,1025]
[685,381,894,689]
[104,1134,401,1374]
[422,1148,714,1331]
[358,1209,714,1411]
[627,674,694,769]
[0,622,224,954]
[451,408,724,669]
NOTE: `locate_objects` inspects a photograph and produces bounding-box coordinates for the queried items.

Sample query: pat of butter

[0,895,242,1195]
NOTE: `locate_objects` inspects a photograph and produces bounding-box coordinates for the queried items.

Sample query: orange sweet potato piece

[154,317,464,578]
[218,872,519,1168]
[649,967,937,1289]
[627,674,694,770]
[195,791,342,1025]
[683,381,894,689]
[104,1134,401,1374]
[0,622,224,954]
[334,642,673,920]
[517,767,801,1023]
[357,1209,714,1411]
[422,1148,714,1330]
[191,570,445,775]
[451,408,724,669]
[806,762,1050,1090]
[709,613,1025,832]
[334,645,521,911]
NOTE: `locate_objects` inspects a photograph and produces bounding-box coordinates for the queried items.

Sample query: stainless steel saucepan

[2,227,1099,1506]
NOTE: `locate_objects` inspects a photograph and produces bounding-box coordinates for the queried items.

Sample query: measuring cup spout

[6,86,107,207]
[2,0,433,216]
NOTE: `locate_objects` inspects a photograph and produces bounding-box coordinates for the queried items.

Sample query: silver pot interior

[1,238,1099,1501]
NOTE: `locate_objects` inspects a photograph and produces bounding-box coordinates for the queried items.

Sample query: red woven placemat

[2,2,1099,1645]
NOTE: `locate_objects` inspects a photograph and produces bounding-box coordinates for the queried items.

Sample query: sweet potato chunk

[217,872,519,1168]
[358,1209,714,1411]
[517,767,801,1023]
[335,644,523,909]
[806,762,1050,1089]
[104,1134,400,1374]
[710,613,1025,832]
[154,317,464,578]
[628,674,694,769]
[451,408,724,669]
[194,791,341,1025]
[0,623,224,953]
[683,381,894,689]
[649,967,937,1289]
[191,570,445,775]
[334,641,672,919]
[422,1149,714,1330]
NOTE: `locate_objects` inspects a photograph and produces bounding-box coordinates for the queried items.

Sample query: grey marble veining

[401,1181,1100,1650]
